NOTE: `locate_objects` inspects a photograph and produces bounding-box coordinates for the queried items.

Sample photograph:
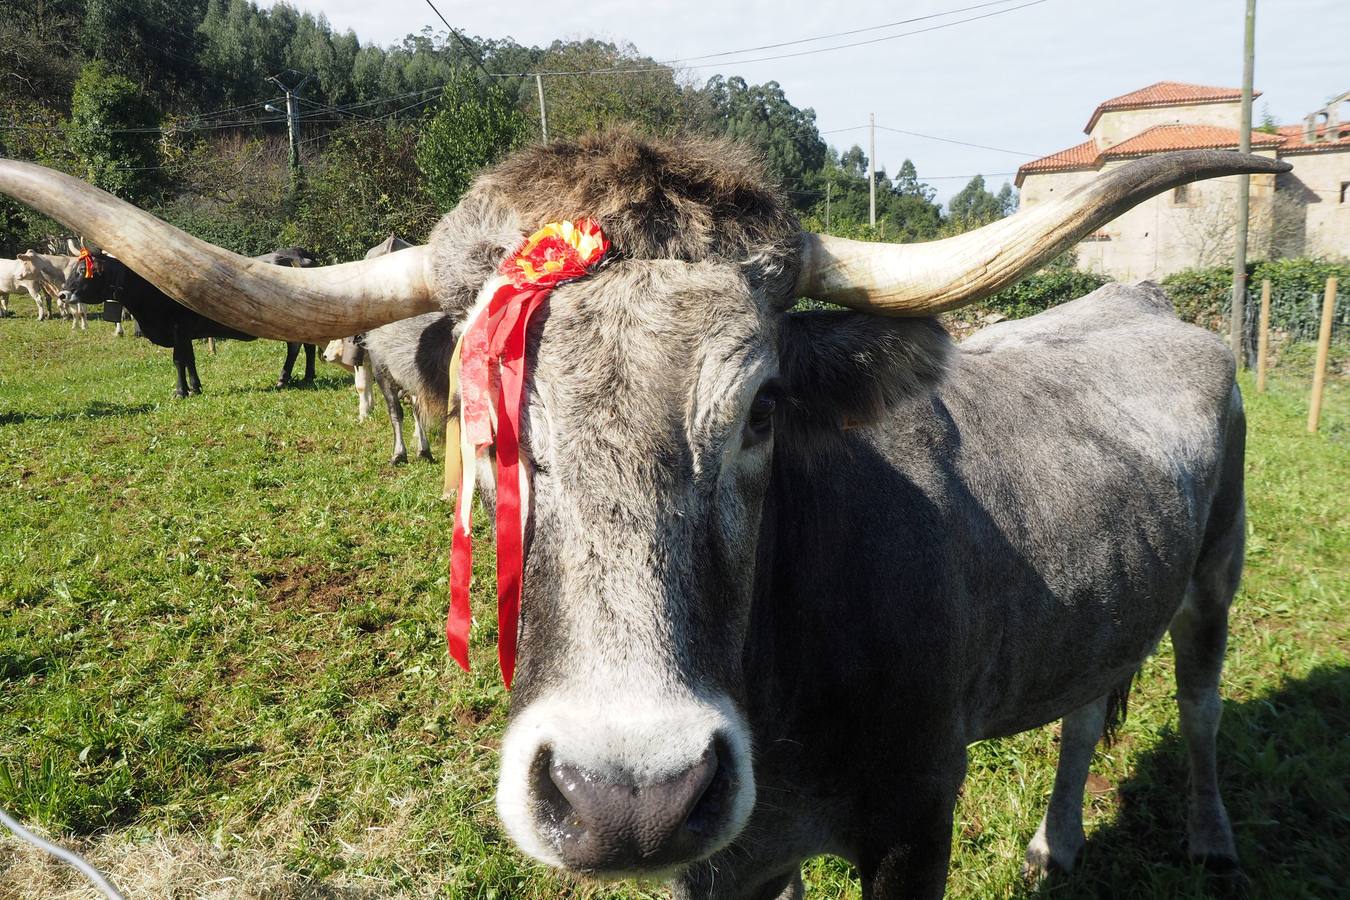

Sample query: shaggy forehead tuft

[427,129,804,320]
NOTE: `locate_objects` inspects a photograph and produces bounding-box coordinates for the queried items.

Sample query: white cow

[18,250,85,329]
[0,257,50,318]
[322,338,375,422]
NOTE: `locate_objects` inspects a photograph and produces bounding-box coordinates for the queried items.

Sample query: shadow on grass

[212,373,353,398]
[1027,665,1349,899]
[0,400,157,426]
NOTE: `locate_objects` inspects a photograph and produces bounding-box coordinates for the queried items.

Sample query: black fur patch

[777,311,953,432]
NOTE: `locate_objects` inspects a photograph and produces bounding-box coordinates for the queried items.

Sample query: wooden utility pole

[535,74,549,142]
[268,74,312,193]
[1308,277,1338,433]
[1229,0,1257,366]
[868,113,876,228]
[1256,279,1271,393]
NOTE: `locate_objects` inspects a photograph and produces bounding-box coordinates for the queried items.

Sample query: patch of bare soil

[258,562,361,614]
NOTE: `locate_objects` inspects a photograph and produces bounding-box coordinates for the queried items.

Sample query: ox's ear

[778,311,951,430]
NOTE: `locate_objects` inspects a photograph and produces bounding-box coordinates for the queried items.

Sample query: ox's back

[762,283,1242,750]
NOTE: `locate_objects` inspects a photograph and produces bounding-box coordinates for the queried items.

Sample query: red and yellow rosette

[446,218,609,688]
[77,247,95,278]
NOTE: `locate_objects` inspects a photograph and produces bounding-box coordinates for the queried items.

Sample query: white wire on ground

[0,807,126,900]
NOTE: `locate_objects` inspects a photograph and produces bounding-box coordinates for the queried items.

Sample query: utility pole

[868,112,877,228]
[535,74,549,142]
[267,73,312,193]
[1229,0,1256,366]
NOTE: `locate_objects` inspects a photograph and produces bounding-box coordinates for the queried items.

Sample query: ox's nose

[532,739,733,872]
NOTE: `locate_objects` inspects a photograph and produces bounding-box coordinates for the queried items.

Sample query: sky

[258,0,1348,206]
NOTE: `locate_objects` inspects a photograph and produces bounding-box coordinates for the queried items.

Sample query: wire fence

[1217,282,1346,372]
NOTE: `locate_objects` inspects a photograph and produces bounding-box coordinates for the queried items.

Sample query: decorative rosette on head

[77,247,95,278]
[445,218,609,689]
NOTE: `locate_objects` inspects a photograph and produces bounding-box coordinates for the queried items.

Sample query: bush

[1161,258,1350,335]
[982,258,1110,320]
[152,200,286,258]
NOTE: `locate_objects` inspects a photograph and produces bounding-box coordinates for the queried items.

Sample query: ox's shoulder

[960,281,1232,376]
[963,281,1193,346]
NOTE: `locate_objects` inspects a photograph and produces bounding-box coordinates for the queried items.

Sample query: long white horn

[0,159,438,341]
[797,150,1291,315]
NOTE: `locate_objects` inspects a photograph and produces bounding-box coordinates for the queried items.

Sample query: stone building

[1016,82,1350,280]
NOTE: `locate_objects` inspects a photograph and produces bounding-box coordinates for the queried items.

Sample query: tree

[525,40,691,139]
[65,61,163,204]
[945,174,1016,234]
[893,159,935,202]
[285,123,440,263]
[417,70,526,211]
[696,76,826,197]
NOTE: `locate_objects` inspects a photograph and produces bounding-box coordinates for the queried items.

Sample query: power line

[664,0,1029,64]
[875,125,1037,157]
[421,0,496,80]
[489,0,1050,77]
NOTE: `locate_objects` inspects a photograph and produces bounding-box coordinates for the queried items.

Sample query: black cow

[59,248,319,397]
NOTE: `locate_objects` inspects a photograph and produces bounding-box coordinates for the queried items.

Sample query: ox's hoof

[417,449,435,463]
[1193,855,1250,898]
[390,453,408,466]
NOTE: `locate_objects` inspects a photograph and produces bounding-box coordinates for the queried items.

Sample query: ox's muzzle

[496,694,755,877]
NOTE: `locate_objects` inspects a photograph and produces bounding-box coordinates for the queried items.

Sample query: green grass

[0,302,1346,898]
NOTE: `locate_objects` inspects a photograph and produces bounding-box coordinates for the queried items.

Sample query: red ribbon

[78,248,95,278]
[447,219,608,689]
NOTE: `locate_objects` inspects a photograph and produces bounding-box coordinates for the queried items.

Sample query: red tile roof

[1103,124,1283,157]
[1084,81,1257,133]
[1276,121,1350,154]
[1015,138,1099,177]
[1016,125,1287,186]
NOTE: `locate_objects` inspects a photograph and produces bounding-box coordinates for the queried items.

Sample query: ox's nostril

[530,740,731,872]
[684,735,734,837]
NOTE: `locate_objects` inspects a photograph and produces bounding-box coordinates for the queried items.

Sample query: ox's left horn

[797,150,1292,315]
[0,159,437,341]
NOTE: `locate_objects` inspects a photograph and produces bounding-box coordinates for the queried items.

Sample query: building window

[1341,182,1349,204]
[1173,184,1191,205]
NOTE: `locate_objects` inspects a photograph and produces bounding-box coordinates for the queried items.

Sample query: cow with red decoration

[0,133,1284,898]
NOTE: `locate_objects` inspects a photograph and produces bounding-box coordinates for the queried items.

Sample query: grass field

[0,304,1346,899]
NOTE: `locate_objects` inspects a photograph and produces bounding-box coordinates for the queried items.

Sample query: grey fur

[371,133,1243,897]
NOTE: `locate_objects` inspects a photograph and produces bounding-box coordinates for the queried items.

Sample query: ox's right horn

[0,160,438,342]
[797,150,1292,315]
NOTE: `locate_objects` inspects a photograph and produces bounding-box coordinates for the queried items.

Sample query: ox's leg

[1023,695,1110,878]
[175,332,203,396]
[860,759,965,900]
[380,377,409,465]
[412,399,434,462]
[172,334,191,398]
[278,341,301,387]
[1170,564,1241,870]
[355,360,374,422]
[302,343,316,383]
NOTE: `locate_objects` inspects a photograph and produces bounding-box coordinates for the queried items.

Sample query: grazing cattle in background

[253,248,320,387]
[320,336,375,422]
[2,138,1286,898]
[0,257,47,317]
[16,250,82,324]
[55,246,320,397]
[326,235,450,465]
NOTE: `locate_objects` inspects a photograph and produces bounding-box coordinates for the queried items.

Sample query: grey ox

[0,135,1287,898]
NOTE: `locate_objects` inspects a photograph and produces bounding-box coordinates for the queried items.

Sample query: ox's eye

[744,382,781,446]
